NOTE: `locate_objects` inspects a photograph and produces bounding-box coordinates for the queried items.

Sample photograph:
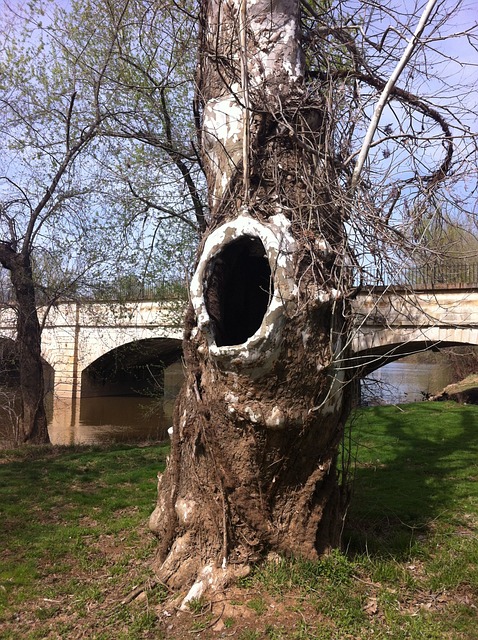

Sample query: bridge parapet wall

[351,291,478,370]
[44,300,185,329]
[352,290,478,327]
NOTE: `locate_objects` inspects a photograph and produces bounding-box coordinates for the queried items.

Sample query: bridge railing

[0,280,189,305]
[89,280,189,303]
[1,264,477,306]
[360,262,478,289]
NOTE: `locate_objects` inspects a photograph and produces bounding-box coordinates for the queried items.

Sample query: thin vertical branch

[350,0,438,190]
[239,0,250,203]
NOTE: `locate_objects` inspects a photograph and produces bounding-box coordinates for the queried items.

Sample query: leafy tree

[0,0,117,441]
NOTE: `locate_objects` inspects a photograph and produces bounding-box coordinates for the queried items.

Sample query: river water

[0,360,453,445]
[361,361,452,406]
[47,361,184,445]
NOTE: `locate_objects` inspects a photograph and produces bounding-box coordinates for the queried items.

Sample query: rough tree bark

[150,0,353,600]
[0,244,49,444]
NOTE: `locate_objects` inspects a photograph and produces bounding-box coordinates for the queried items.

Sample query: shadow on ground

[343,402,478,557]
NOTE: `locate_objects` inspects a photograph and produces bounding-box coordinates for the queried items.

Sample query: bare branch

[351,0,440,189]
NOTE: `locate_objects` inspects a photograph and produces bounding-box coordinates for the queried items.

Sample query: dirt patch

[153,585,330,639]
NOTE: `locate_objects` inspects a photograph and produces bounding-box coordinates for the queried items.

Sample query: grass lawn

[0,401,477,639]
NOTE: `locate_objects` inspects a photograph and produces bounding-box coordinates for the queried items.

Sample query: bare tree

[149,0,477,600]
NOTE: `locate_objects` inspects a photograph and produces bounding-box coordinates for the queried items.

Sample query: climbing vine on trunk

[150,0,355,601]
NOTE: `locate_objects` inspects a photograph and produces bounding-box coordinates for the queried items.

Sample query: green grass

[1,402,477,639]
[346,402,478,556]
[0,443,168,638]
[239,402,478,639]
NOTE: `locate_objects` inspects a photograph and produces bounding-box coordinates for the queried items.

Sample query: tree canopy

[1,0,477,299]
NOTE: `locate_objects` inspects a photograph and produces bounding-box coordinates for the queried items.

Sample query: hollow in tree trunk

[150,0,353,600]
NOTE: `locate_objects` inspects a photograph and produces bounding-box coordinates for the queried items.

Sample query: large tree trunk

[150,0,353,600]
[0,246,49,444]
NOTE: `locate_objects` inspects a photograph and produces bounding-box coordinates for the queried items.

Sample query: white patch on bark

[202,94,244,203]
[175,498,196,525]
[244,406,261,423]
[203,95,243,147]
[180,580,204,609]
[245,1,304,88]
[179,562,250,610]
[302,329,311,347]
[179,411,188,439]
[179,563,216,610]
[318,288,340,304]
[265,406,285,428]
[190,212,297,375]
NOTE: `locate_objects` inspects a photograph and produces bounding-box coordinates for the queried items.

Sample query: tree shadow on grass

[343,402,478,559]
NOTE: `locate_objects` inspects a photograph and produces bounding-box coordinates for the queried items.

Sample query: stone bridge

[351,288,478,373]
[0,300,184,401]
[1,287,478,403]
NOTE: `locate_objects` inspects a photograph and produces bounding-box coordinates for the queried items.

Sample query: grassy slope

[0,402,477,639]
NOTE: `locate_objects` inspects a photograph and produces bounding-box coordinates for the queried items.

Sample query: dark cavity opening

[204,236,273,347]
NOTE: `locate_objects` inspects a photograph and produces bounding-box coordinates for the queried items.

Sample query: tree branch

[350,0,440,189]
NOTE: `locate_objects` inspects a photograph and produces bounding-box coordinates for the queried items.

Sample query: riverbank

[1,402,477,639]
[430,373,478,403]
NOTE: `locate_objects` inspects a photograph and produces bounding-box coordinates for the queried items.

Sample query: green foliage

[187,596,208,615]
[246,596,267,615]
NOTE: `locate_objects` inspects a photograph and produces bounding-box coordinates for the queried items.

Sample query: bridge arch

[81,337,182,397]
[352,327,478,375]
[0,337,19,386]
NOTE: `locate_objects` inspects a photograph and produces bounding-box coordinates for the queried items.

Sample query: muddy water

[0,361,454,445]
[50,361,450,444]
[47,361,184,446]
[362,361,453,405]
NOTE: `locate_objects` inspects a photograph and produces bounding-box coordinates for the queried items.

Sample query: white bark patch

[244,406,261,423]
[242,1,304,89]
[302,329,311,347]
[175,498,196,525]
[180,580,205,610]
[265,406,285,429]
[202,94,245,203]
[225,392,239,414]
[179,411,188,439]
[190,212,297,375]
[179,563,218,610]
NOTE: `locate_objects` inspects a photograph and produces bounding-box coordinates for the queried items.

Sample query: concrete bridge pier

[42,303,82,401]
[50,353,82,401]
